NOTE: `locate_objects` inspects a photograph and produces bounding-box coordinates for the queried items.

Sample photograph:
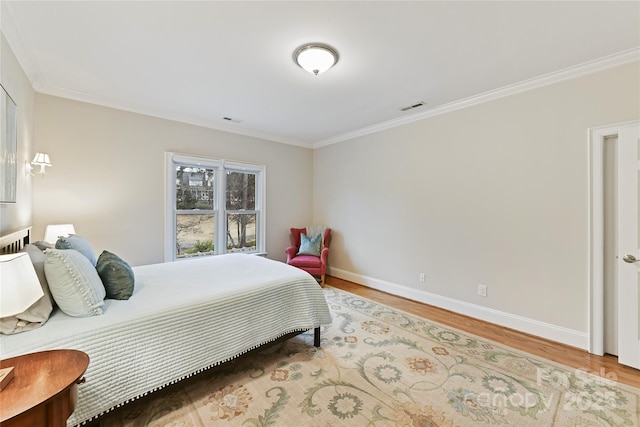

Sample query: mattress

[0,253,332,426]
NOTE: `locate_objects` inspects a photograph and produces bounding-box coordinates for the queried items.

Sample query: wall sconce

[26,152,52,176]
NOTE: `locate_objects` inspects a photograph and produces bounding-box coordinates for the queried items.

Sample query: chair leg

[320,274,325,287]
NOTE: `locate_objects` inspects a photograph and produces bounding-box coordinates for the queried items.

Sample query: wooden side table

[0,349,89,427]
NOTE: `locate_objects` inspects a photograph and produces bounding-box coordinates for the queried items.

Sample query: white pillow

[44,249,106,317]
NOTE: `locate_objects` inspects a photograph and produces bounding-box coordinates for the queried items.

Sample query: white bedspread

[0,254,332,426]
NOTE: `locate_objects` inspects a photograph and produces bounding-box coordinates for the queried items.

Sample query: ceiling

[2,1,639,148]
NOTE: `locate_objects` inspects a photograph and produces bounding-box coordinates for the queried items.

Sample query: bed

[0,227,332,426]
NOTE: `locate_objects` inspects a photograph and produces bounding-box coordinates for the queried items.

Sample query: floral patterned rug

[100,287,640,426]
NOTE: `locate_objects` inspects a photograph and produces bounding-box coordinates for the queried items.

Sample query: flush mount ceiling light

[293,43,339,76]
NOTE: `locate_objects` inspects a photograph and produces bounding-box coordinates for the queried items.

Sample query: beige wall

[0,33,35,234]
[7,22,640,347]
[313,62,640,340]
[32,95,314,266]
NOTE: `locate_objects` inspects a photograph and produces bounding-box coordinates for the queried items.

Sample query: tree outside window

[175,165,215,257]
[165,153,265,261]
[226,171,257,252]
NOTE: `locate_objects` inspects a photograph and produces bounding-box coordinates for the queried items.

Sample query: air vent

[399,101,426,112]
[222,117,242,123]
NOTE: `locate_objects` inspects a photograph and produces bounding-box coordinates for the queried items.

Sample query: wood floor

[325,275,640,389]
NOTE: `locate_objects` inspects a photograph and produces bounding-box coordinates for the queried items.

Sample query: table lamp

[0,252,44,389]
[44,224,76,245]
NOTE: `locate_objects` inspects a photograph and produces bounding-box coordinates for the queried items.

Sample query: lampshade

[293,43,339,75]
[31,152,52,174]
[0,253,44,317]
[44,223,76,244]
[31,152,51,166]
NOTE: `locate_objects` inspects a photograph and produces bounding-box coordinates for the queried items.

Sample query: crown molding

[1,3,46,88]
[34,81,313,148]
[313,48,640,149]
[2,2,312,149]
[3,0,637,151]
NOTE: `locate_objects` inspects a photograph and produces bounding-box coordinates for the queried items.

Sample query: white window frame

[164,152,266,261]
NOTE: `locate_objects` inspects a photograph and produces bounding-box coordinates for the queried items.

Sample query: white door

[617,124,640,369]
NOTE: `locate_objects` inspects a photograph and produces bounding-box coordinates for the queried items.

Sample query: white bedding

[0,253,332,426]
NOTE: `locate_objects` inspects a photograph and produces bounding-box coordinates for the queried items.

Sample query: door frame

[588,120,639,356]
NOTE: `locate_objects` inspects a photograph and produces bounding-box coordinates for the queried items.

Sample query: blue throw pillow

[297,233,322,256]
[55,234,97,266]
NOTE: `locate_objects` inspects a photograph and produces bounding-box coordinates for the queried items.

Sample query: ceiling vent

[399,101,426,112]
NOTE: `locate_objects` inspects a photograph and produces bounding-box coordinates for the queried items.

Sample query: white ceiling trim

[1,4,313,149]
[1,2,45,87]
[32,46,639,151]
[33,81,313,149]
[3,2,638,151]
[312,47,640,149]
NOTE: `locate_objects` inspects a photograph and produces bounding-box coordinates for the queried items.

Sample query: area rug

[99,287,640,426]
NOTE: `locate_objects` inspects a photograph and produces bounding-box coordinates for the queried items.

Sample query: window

[165,153,265,261]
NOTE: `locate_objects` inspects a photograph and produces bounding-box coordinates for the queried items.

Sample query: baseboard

[328,267,589,350]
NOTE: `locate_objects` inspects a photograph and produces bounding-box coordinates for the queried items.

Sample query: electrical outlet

[478,284,487,297]
[419,273,426,283]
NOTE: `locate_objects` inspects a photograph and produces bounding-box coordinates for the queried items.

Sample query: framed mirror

[1,85,17,204]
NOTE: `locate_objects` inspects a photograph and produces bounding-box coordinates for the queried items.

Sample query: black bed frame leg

[314,327,321,347]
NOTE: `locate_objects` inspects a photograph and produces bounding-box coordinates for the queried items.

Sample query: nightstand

[0,349,89,427]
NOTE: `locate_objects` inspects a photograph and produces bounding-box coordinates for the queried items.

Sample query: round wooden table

[0,349,89,427]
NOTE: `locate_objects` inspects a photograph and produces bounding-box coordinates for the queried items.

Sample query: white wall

[32,95,314,266]
[0,33,35,235]
[313,62,640,348]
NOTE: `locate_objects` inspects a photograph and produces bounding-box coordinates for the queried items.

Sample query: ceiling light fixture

[293,43,339,76]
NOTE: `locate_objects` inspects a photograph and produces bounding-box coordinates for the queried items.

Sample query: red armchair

[285,227,331,286]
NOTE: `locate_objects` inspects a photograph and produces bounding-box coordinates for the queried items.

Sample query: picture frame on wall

[0,84,17,204]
